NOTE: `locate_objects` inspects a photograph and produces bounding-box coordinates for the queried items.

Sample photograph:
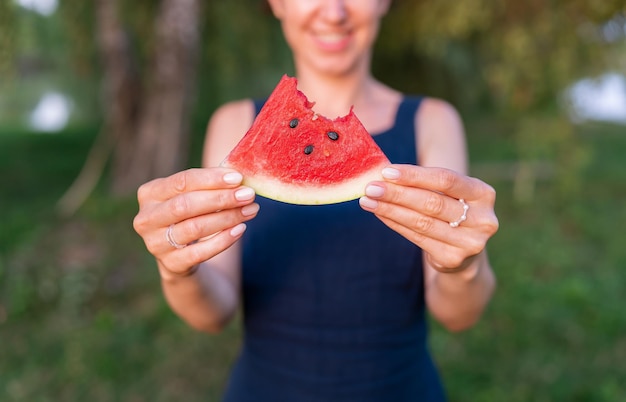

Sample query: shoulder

[415,97,468,173]
[203,99,256,167]
[415,97,464,133]
[208,99,256,137]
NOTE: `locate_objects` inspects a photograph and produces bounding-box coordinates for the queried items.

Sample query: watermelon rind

[235,161,388,205]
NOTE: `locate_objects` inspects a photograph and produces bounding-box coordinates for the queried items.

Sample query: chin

[312,54,362,76]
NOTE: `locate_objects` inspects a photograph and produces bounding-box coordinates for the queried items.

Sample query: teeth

[317,33,346,43]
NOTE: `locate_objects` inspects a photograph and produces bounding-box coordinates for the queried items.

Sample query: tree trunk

[58,0,200,210]
[56,0,140,215]
[112,0,200,196]
[96,0,140,165]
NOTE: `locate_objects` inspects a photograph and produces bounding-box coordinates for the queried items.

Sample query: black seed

[327,131,339,141]
[289,118,299,128]
[304,145,314,155]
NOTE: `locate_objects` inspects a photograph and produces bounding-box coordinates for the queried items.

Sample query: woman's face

[268,0,391,77]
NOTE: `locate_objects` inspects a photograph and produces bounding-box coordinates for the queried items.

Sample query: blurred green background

[1,0,625,401]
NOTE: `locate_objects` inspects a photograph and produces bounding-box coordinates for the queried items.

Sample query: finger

[137,168,245,205]
[381,165,486,201]
[146,186,256,227]
[364,182,475,227]
[361,197,475,245]
[147,203,260,255]
[360,196,490,262]
[374,213,483,270]
[159,223,249,274]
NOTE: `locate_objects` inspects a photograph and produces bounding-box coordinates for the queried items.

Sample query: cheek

[347,0,388,14]
[354,18,381,51]
[280,19,303,48]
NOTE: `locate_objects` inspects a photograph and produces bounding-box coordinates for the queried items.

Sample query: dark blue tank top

[222,97,446,402]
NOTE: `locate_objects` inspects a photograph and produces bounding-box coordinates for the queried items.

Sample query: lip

[311,31,352,52]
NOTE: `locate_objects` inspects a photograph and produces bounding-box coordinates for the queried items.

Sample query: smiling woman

[133,1,499,401]
[273,0,388,86]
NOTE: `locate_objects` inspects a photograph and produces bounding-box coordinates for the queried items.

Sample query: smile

[312,32,351,50]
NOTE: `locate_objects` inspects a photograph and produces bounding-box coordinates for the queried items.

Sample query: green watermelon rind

[236,160,389,205]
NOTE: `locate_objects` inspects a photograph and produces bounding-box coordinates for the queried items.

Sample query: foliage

[0,0,17,77]
[378,0,626,110]
[201,2,293,103]
[3,0,625,118]
[375,1,625,204]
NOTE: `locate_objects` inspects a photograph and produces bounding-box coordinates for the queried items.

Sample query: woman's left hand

[359,164,499,273]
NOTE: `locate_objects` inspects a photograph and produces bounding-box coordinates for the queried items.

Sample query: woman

[133,0,499,400]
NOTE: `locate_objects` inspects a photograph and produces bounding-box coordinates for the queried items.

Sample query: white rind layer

[242,163,388,205]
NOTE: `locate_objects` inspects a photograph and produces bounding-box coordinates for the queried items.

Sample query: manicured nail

[235,187,255,201]
[241,203,260,216]
[359,196,379,209]
[223,172,243,185]
[365,184,385,198]
[382,167,401,180]
[230,223,247,237]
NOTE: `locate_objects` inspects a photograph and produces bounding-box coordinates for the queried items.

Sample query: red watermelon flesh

[221,74,390,205]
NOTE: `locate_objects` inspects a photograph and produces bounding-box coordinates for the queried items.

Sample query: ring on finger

[449,199,469,228]
[166,224,187,249]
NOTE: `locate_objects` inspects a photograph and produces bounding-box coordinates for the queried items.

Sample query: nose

[321,0,347,23]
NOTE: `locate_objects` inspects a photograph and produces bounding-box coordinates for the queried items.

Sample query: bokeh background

[1,0,625,400]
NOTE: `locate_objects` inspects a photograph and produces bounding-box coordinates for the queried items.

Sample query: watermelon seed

[304,145,314,155]
[327,131,339,141]
[289,118,299,128]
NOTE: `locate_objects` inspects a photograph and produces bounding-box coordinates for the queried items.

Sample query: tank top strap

[401,96,424,165]
[393,96,423,138]
[253,98,264,115]
[375,96,424,166]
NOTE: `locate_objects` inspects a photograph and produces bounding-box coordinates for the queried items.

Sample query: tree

[112,0,199,195]
[375,0,626,202]
[58,0,200,213]
[56,0,290,213]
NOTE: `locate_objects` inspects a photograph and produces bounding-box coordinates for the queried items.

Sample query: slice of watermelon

[221,74,390,205]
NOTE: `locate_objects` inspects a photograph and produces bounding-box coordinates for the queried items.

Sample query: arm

[359,98,497,332]
[133,100,257,333]
[417,99,496,331]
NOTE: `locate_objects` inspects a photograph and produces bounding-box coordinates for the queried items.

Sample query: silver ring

[166,224,186,249]
[449,199,469,228]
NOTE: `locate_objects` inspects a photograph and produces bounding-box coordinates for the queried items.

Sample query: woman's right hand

[133,167,259,279]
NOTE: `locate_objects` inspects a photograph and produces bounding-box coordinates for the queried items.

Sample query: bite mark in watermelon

[221,74,390,205]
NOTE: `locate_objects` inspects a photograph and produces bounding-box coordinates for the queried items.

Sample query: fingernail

[382,167,400,180]
[224,172,243,185]
[365,184,385,198]
[235,187,255,201]
[230,223,247,237]
[359,196,379,209]
[241,203,260,216]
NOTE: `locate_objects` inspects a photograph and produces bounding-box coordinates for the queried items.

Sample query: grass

[434,120,626,401]
[1,121,625,401]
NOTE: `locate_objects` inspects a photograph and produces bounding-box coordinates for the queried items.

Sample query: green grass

[433,121,626,401]
[1,121,625,401]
